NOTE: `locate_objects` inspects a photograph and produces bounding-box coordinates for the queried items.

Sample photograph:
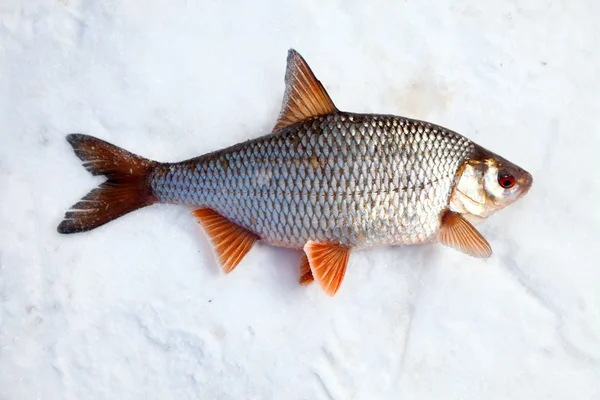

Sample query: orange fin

[303,241,350,296]
[57,134,157,234]
[193,209,259,273]
[273,49,338,131]
[298,252,314,286]
[439,210,492,258]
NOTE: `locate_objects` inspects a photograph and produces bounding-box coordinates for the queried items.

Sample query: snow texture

[1,0,599,399]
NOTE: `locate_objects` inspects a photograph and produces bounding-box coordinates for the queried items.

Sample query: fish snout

[517,168,533,194]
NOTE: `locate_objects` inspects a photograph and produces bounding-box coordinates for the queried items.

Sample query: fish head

[450,148,533,223]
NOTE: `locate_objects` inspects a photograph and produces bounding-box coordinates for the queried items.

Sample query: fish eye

[498,173,516,189]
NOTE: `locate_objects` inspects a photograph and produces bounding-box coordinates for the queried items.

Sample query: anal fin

[193,208,259,273]
[304,241,351,296]
[439,210,492,258]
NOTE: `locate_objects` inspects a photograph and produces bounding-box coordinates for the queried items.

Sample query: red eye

[498,174,516,189]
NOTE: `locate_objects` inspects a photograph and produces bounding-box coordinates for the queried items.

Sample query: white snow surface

[1,1,599,399]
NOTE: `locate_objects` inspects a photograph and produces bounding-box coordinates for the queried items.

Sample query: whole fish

[58,49,533,295]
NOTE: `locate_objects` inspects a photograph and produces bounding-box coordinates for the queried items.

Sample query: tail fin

[57,134,158,234]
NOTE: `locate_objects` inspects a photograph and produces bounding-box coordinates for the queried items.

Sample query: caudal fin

[57,134,158,234]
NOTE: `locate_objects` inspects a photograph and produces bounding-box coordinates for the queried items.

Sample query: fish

[57,49,533,296]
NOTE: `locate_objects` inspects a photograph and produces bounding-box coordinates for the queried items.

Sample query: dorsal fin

[273,49,338,131]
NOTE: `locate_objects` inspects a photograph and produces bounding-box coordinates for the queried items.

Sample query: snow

[1,0,599,398]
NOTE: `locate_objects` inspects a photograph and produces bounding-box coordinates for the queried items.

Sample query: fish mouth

[517,169,534,196]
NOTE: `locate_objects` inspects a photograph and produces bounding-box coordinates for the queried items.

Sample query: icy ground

[1,0,599,399]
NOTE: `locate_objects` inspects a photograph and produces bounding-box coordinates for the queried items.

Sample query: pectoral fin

[303,241,351,296]
[439,210,492,258]
[192,208,259,273]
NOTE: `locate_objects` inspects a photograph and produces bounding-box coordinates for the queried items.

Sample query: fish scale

[149,113,476,248]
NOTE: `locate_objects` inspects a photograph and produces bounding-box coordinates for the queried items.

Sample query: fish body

[150,113,476,249]
[58,49,533,295]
